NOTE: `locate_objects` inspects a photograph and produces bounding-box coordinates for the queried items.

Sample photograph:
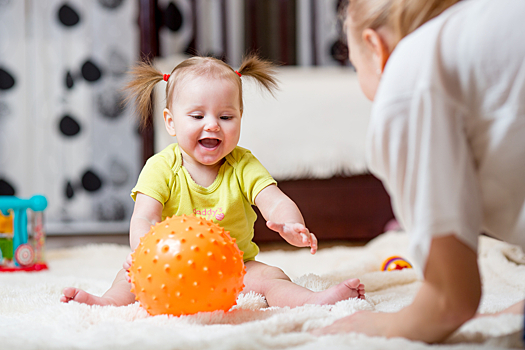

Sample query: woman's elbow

[442,291,481,329]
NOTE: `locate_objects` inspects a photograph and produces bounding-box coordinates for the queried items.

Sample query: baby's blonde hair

[344,0,460,47]
[124,55,278,128]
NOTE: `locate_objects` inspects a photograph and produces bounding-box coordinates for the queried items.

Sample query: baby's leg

[60,269,136,306]
[243,261,365,308]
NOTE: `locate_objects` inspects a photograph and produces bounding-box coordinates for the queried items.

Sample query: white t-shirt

[367,0,525,273]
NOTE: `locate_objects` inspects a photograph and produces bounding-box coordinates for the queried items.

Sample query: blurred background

[0,0,393,248]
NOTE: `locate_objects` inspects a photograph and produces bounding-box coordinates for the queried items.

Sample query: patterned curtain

[0,0,140,234]
[156,0,348,67]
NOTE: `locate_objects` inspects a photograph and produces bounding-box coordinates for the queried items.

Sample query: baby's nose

[205,120,220,131]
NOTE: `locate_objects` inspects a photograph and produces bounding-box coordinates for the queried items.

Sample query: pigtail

[237,55,279,95]
[123,60,165,128]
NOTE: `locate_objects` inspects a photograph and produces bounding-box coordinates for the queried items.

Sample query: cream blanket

[1,231,524,349]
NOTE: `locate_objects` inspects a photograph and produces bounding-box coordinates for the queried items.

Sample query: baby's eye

[220,115,233,120]
[190,115,204,119]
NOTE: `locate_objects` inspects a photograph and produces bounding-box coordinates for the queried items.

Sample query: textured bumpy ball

[381,256,413,271]
[128,215,246,316]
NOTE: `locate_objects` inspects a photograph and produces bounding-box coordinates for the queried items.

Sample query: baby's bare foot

[60,287,119,306]
[308,278,365,305]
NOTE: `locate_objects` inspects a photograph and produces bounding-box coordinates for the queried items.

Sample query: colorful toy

[129,214,246,316]
[0,195,48,272]
[381,256,413,271]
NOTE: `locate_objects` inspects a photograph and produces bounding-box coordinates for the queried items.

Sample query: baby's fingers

[290,223,307,234]
[309,233,318,254]
[123,253,132,270]
[123,256,133,283]
[300,231,317,254]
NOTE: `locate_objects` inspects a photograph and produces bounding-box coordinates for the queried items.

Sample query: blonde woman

[316,0,525,343]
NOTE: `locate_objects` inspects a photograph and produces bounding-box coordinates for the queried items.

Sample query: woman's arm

[254,184,318,253]
[315,234,481,343]
[389,234,481,341]
[129,193,163,250]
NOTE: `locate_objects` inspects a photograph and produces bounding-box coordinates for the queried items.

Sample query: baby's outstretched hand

[266,221,318,254]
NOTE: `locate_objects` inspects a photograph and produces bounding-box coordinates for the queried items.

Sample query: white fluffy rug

[1,231,524,349]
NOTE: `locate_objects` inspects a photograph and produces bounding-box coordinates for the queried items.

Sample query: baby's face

[166,75,242,168]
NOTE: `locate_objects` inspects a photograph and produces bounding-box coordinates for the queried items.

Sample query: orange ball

[128,214,246,316]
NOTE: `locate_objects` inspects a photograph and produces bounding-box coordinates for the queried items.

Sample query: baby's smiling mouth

[199,138,222,149]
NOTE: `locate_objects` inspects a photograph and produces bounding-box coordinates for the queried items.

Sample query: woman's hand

[311,310,391,337]
[266,221,318,254]
[313,234,481,343]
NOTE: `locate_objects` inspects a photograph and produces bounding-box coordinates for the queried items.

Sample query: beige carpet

[1,231,523,349]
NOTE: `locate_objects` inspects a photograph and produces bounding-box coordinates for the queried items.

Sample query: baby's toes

[62,287,76,297]
[343,278,361,289]
[60,287,77,303]
[357,284,366,299]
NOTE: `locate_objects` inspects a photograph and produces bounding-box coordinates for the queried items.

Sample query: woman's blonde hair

[124,55,278,128]
[344,0,460,47]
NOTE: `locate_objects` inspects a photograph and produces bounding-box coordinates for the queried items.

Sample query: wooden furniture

[253,174,394,243]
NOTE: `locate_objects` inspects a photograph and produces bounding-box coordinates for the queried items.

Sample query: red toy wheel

[15,244,34,266]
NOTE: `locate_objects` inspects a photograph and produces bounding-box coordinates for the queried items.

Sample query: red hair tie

[163,74,170,82]
[235,70,242,77]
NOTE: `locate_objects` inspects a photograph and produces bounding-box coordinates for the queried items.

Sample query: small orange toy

[381,256,413,271]
[128,214,246,316]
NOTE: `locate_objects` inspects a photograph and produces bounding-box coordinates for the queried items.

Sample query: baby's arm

[255,184,318,254]
[124,193,163,270]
